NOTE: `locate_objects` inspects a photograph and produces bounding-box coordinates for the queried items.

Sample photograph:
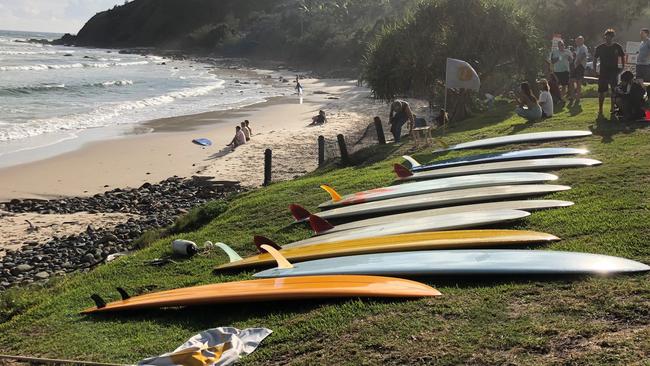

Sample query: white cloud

[0,0,123,33]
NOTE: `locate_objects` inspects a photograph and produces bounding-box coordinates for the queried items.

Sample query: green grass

[1,97,649,365]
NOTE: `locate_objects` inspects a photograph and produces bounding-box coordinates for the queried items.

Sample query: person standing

[389,100,415,143]
[549,40,573,100]
[515,82,542,122]
[570,36,589,104]
[593,29,626,117]
[636,28,650,83]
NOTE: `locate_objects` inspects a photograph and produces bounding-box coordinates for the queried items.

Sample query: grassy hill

[0,97,649,365]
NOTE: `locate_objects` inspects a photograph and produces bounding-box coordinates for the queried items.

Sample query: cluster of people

[516,27,649,123]
[227,120,253,150]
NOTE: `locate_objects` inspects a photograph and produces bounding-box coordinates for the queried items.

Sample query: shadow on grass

[589,116,650,144]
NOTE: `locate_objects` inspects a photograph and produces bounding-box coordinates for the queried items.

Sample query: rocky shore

[0,177,242,291]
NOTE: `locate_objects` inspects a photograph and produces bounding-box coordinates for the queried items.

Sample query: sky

[0,0,124,34]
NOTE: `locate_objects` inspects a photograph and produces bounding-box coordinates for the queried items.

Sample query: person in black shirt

[614,71,646,122]
[593,29,626,117]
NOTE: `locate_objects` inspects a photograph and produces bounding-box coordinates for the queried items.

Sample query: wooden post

[337,134,349,165]
[374,117,386,145]
[263,149,272,186]
[318,135,325,167]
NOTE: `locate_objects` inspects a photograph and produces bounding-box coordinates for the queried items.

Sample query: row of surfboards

[84,130,650,314]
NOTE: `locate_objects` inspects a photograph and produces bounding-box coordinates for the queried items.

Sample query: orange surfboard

[82,275,440,314]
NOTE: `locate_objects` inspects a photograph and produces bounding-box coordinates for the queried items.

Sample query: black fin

[116,287,131,300]
[90,294,107,309]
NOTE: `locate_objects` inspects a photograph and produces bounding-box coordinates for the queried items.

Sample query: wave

[0,80,226,141]
[0,60,150,72]
[0,80,134,96]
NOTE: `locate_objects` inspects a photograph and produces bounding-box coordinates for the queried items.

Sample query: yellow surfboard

[82,275,441,314]
[213,230,559,272]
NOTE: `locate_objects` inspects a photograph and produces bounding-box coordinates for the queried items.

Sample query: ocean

[0,30,289,165]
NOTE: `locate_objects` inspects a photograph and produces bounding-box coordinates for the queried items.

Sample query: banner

[445,58,480,91]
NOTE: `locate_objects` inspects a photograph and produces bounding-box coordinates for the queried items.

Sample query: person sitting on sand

[515,82,542,122]
[311,110,327,125]
[227,126,247,150]
[389,100,415,143]
[240,121,251,141]
[613,71,646,121]
[244,120,252,136]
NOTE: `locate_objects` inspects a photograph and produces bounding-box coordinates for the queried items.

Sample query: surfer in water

[389,100,415,143]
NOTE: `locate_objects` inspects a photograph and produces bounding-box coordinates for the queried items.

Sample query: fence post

[318,135,325,167]
[374,117,386,145]
[263,149,272,186]
[337,134,350,165]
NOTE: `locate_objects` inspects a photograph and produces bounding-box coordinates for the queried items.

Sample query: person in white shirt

[240,121,251,141]
[538,79,554,119]
[570,36,588,104]
[549,40,573,98]
[227,126,247,150]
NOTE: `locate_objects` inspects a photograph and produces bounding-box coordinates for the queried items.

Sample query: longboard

[318,172,558,209]
[433,130,593,153]
[212,230,560,271]
[254,250,650,278]
[294,200,574,235]
[305,184,570,222]
[405,147,588,172]
[395,158,601,181]
[82,275,440,314]
[281,209,530,249]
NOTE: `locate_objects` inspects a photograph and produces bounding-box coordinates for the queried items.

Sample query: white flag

[445,58,480,91]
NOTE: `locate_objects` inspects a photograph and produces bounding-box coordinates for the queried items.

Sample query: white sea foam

[0,60,149,71]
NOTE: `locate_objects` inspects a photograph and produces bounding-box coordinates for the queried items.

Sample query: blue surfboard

[192,138,212,147]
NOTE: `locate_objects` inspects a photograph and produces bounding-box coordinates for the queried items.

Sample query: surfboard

[304,184,570,222]
[395,158,601,181]
[433,130,593,153]
[213,230,560,271]
[82,275,440,314]
[318,172,558,209]
[254,249,650,278]
[405,147,588,172]
[294,200,574,235]
[192,138,213,147]
[281,209,530,249]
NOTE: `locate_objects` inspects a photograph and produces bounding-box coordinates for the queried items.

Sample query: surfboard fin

[308,214,335,234]
[210,242,243,263]
[402,155,421,168]
[289,204,311,222]
[320,184,343,202]
[90,294,107,309]
[259,244,294,269]
[254,236,283,253]
[394,163,414,179]
[116,287,131,301]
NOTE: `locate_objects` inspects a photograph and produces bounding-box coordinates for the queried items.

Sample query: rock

[82,254,95,263]
[35,272,50,280]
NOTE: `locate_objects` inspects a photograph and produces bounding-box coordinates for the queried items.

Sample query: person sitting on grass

[434,109,449,128]
[515,82,542,122]
[240,121,251,141]
[389,100,415,143]
[538,78,554,119]
[226,126,247,151]
[613,71,647,122]
[310,110,327,125]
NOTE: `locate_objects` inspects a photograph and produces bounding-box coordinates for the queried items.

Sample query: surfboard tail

[210,241,243,263]
[254,236,283,253]
[289,204,311,222]
[308,214,335,234]
[320,184,343,202]
[393,163,414,179]
[259,245,294,269]
[402,155,421,168]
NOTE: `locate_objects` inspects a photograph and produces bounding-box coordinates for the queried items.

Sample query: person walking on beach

[515,82,542,122]
[570,36,588,104]
[594,29,626,117]
[549,40,573,100]
[389,100,414,143]
[295,76,303,95]
[240,121,251,141]
[244,120,252,136]
[538,79,554,119]
[636,28,650,83]
[227,126,247,150]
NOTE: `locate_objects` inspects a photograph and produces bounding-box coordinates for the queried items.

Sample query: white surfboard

[282,209,531,249]
[433,130,593,153]
[254,249,650,278]
[308,184,571,222]
[395,158,601,181]
[312,200,573,235]
[318,172,558,209]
